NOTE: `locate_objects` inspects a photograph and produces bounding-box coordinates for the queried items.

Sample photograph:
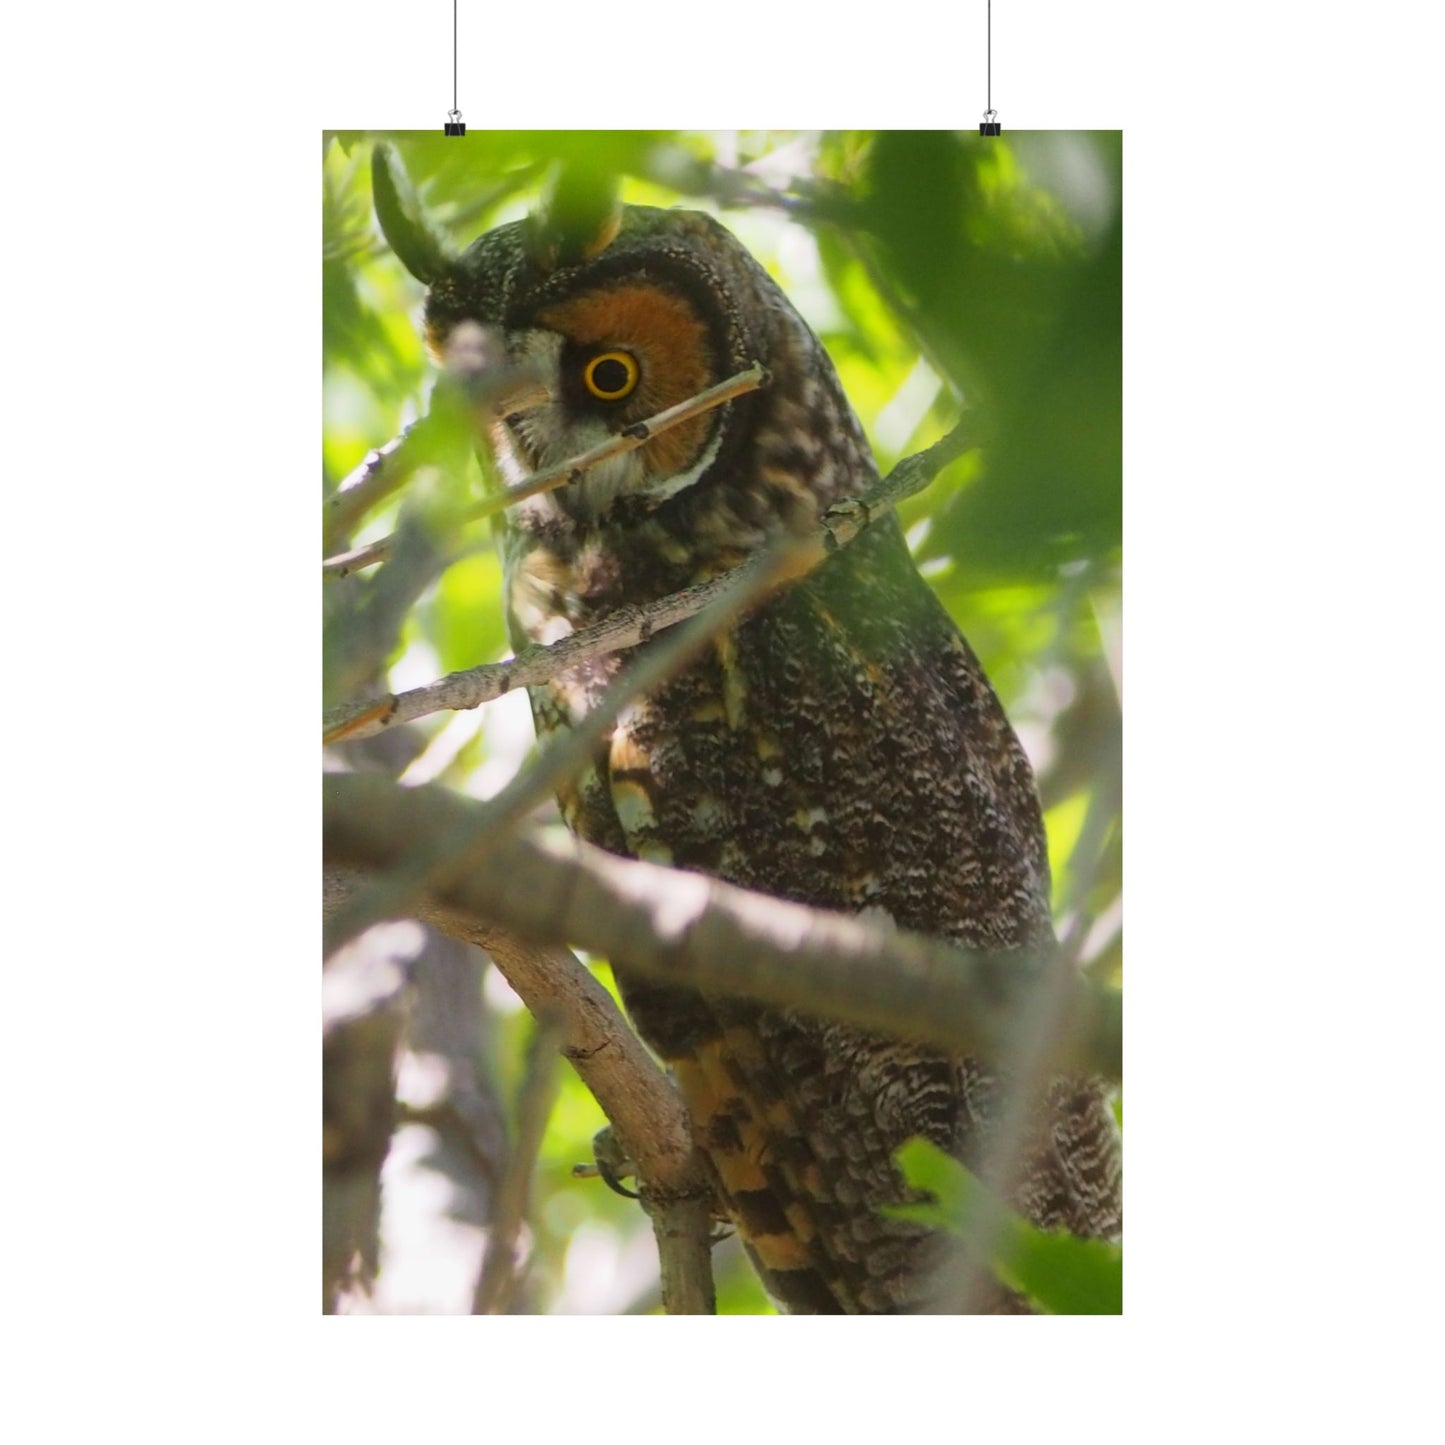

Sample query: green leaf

[372,142,454,284]
[892,1138,1122,1315]
[999,1223,1123,1316]
[429,547,508,675]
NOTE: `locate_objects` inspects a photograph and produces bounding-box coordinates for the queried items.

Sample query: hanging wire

[980,0,1001,134]
[445,1,465,133]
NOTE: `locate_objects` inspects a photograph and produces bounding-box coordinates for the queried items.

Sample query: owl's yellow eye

[582,350,640,402]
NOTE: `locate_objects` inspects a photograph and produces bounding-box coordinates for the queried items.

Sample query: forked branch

[324,868,718,1314]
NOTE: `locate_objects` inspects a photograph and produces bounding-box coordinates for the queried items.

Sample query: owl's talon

[578,1125,641,1199]
[570,1159,641,1199]
[597,1162,641,1200]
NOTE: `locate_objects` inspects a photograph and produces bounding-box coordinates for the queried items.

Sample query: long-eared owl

[424,203,1122,1312]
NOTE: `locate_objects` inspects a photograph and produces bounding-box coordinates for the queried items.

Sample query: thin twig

[323,429,422,556]
[464,361,769,522]
[323,536,395,579]
[323,419,974,745]
[321,362,769,578]
[645,147,828,220]
[473,1013,564,1314]
[322,776,1123,1082]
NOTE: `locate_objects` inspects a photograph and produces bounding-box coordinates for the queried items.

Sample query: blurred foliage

[323,129,1121,1314]
[891,1139,1123,1314]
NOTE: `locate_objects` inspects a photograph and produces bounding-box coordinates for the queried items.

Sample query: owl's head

[388,174,875,547]
[425,206,785,527]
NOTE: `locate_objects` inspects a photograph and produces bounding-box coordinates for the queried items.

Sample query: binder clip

[979,109,1002,137]
[444,109,466,137]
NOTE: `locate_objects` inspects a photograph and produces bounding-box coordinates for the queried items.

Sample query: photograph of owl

[322,131,1123,1315]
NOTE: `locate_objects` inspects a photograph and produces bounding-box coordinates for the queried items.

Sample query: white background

[1,0,1439,1437]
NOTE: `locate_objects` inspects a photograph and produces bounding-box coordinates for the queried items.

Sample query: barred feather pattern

[428,206,1121,1312]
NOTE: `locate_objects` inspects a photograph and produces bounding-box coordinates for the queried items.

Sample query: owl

[421,201,1121,1313]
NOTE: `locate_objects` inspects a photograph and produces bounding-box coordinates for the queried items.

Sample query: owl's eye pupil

[583,351,640,401]
[591,358,629,393]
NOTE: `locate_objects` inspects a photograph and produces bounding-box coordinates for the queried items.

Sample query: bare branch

[643,146,829,220]
[323,535,396,580]
[324,420,975,746]
[322,936,408,1313]
[473,1014,564,1314]
[323,511,447,708]
[324,430,421,557]
[322,775,1123,1083]
[471,930,703,1197]
[644,1191,717,1315]
[474,944,718,1317]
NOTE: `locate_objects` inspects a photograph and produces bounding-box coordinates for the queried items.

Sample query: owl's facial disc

[491,281,725,527]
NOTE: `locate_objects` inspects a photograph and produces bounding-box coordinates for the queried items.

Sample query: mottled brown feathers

[427,204,1121,1313]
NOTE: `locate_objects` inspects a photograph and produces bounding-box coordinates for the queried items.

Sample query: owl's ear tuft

[372,142,457,285]
[527,162,622,273]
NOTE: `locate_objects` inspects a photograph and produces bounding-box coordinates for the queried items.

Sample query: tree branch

[323,420,974,746]
[644,1190,717,1315]
[473,1014,563,1314]
[322,775,1122,1083]
[324,425,433,561]
[325,867,720,1314]
[322,936,408,1313]
[327,868,704,1195]
[472,934,718,1315]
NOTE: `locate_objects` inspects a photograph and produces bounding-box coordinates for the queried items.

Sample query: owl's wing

[584,518,1049,1311]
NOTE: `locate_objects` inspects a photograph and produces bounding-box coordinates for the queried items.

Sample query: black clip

[979,109,1002,137]
[444,109,466,137]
